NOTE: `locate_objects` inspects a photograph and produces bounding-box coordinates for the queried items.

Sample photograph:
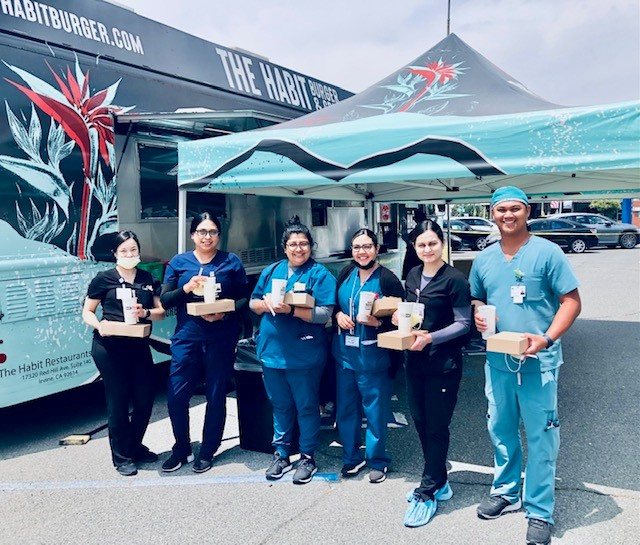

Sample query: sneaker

[526,518,552,545]
[133,447,158,464]
[368,467,387,483]
[192,458,213,474]
[341,460,366,477]
[404,495,437,527]
[161,452,195,473]
[116,461,138,477]
[405,481,453,502]
[265,452,293,480]
[292,454,317,485]
[477,495,522,519]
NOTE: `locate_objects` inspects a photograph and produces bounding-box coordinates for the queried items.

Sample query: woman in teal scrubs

[332,228,404,483]
[250,216,337,485]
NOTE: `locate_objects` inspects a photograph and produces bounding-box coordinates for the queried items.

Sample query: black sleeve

[380,267,404,298]
[160,281,187,310]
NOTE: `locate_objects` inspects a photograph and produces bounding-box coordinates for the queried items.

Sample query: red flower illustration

[4,60,133,259]
[399,59,462,112]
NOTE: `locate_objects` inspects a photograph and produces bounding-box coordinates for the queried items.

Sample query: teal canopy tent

[178,34,640,204]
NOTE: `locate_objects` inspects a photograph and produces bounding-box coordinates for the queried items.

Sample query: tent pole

[445,201,452,265]
[178,189,187,254]
[447,0,451,35]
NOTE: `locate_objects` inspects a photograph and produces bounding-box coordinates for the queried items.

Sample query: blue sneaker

[405,481,453,502]
[404,495,438,527]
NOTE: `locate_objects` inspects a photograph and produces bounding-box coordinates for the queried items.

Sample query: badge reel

[510,285,526,304]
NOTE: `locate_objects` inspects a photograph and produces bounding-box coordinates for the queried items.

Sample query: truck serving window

[138,144,225,219]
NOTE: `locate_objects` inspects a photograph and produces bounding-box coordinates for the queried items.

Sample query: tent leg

[178,189,187,254]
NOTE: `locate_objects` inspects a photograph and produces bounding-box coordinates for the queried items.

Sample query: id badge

[510,285,526,304]
[345,335,360,348]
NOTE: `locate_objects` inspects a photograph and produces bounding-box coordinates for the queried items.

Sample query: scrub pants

[91,335,156,468]
[405,362,462,500]
[167,337,236,460]
[335,364,392,470]
[484,364,560,524]
[262,365,323,457]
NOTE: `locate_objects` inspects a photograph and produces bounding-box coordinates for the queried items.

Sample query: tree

[589,199,621,219]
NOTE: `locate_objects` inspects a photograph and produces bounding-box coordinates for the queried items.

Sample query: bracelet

[542,334,554,347]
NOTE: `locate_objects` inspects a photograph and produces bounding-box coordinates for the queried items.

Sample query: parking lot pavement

[0,248,638,545]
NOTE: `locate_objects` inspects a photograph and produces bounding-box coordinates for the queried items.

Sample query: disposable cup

[203,277,217,303]
[122,297,138,325]
[192,282,205,296]
[411,302,425,328]
[477,305,496,339]
[397,302,414,334]
[271,279,287,305]
[357,292,377,320]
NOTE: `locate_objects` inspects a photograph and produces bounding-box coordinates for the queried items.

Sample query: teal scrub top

[252,259,337,370]
[469,235,580,373]
[332,267,390,373]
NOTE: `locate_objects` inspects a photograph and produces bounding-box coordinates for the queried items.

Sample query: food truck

[0,0,358,407]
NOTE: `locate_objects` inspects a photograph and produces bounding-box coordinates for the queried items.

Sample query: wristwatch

[144,308,151,319]
[542,334,554,348]
[288,306,296,317]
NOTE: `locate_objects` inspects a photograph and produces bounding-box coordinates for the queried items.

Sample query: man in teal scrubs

[469,186,581,545]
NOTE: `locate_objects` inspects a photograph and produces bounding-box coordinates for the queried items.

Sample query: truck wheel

[570,238,587,253]
[619,233,638,249]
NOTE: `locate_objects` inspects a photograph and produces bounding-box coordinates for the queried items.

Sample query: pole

[447,0,451,35]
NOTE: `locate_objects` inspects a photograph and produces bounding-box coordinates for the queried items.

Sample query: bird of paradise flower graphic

[399,59,465,112]
[2,58,134,259]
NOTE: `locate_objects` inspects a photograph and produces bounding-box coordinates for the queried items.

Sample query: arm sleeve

[310,305,334,324]
[430,305,472,345]
[159,259,185,310]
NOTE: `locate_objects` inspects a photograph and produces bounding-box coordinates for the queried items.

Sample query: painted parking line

[0,472,340,493]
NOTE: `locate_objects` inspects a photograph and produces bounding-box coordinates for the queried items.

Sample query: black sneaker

[161,452,195,472]
[116,461,138,476]
[526,518,552,545]
[265,452,292,480]
[292,454,317,485]
[341,460,366,477]
[133,447,158,464]
[368,467,387,483]
[192,458,213,474]
[477,495,522,519]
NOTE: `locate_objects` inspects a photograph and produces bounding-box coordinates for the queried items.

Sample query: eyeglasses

[286,242,310,250]
[195,229,219,238]
[352,244,375,252]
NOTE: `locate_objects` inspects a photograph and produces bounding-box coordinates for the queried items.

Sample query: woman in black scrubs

[82,231,165,476]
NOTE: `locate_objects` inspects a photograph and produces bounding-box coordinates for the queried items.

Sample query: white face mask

[117,256,140,270]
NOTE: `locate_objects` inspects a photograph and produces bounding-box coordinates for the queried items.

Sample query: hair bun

[285,215,302,227]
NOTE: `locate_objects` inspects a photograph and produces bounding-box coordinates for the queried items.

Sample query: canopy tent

[177,33,640,204]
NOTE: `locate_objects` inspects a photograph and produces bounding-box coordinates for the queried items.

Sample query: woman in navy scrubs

[250,216,337,485]
[82,231,165,476]
[332,228,404,483]
[398,220,472,527]
[160,213,248,473]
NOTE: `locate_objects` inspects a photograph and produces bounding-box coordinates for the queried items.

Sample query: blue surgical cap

[491,186,529,209]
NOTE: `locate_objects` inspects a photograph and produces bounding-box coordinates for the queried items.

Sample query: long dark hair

[190,212,222,235]
[281,215,313,249]
[350,227,379,247]
[409,220,445,245]
[111,230,140,255]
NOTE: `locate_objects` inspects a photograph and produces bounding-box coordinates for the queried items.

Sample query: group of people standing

[83,186,580,545]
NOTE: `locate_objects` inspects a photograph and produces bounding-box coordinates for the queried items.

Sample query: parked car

[442,219,493,250]
[483,218,599,253]
[547,213,639,249]
[455,216,496,229]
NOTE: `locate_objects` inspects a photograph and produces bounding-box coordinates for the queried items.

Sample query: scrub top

[469,235,580,373]
[252,259,337,370]
[163,250,248,342]
[332,267,389,373]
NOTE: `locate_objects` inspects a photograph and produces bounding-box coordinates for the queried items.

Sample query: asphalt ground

[1,247,638,545]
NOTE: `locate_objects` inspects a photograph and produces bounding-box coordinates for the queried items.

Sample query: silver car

[548,213,639,249]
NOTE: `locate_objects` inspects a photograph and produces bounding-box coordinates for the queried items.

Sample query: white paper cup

[397,302,414,334]
[357,291,376,320]
[477,305,496,339]
[122,297,138,325]
[411,302,425,328]
[203,277,217,303]
[271,279,287,305]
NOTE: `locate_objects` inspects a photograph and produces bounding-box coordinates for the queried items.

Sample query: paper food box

[486,331,529,356]
[283,292,315,308]
[186,299,235,316]
[371,297,402,317]
[377,330,420,351]
[101,321,151,338]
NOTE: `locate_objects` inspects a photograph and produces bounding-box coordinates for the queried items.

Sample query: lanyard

[348,266,377,322]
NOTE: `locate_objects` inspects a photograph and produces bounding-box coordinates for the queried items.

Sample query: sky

[118,0,639,107]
